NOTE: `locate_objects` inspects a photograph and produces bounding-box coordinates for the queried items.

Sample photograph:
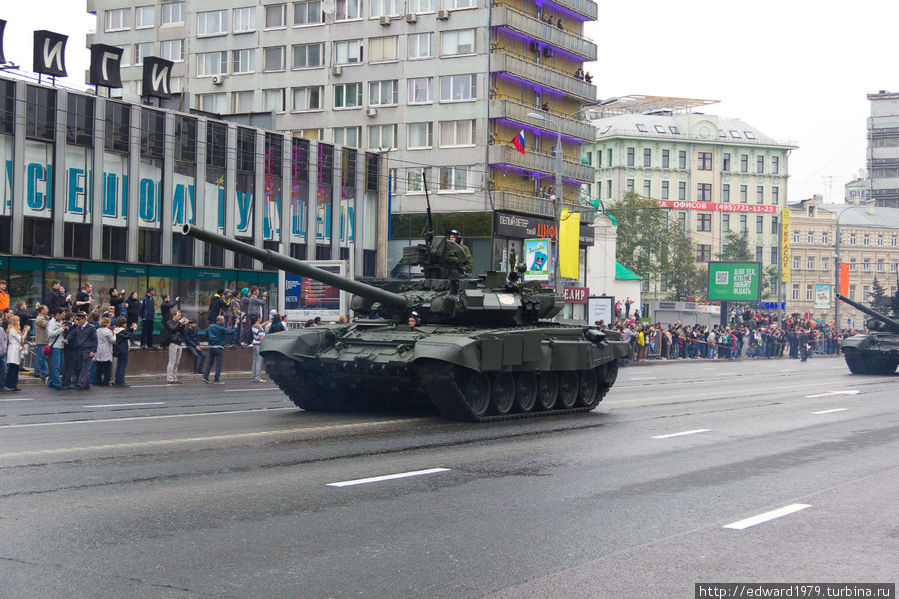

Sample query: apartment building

[867,90,899,207]
[86,0,600,275]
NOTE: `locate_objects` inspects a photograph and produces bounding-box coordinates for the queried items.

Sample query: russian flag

[512,129,526,155]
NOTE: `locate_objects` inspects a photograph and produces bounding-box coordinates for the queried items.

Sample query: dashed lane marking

[812,408,849,415]
[723,504,812,530]
[0,417,422,459]
[652,429,710,439]
[805,390,859,398]
[0,398,34,402]
[0,407,297,429]
[84,402,167,408]
[327,468,450,487]
[224,387,279,392]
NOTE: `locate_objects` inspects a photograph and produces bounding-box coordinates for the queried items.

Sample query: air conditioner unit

[529,41,540,53]
[405,13,417,23]
[379,15,391,25]
[211,75,224,86]
[436,9,450,20]
[542,47,554,58]
[331,65,343,76]
[365,108,377,117]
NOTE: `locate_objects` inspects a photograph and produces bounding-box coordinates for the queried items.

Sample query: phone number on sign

[658,200,778,214]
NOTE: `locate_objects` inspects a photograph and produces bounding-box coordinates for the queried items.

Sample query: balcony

[548,0,598,20]
[488,144,595,183]
[491,52,596,102]
[490,190,555,218]
[490,99,595,142]
[491,6,597,62]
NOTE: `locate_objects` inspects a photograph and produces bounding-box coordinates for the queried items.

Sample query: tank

[182,225,631,422]
[835,292,899,374]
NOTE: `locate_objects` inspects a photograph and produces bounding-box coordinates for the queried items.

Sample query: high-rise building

[582,96,796,299]
[86,0,600,275]
[867,90,899,207]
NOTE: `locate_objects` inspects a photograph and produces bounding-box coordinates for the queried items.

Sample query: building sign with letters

[33,30,68,77]
[563,286,589,304]
[587,296,614,324]
[657,200,777,214]
[494,211,557,240]
[0,19,7,63]
[89,44,124,88]
[142,57,174,98]
[707,261,761,302]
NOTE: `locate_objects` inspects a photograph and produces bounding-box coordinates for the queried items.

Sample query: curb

[13,371,255,386]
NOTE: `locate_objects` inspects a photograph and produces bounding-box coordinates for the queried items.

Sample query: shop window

[138,229,162,263]
[66,94,95,146]
[63,223,92,259]
[105,101,131,153]
[23,218,53,256]
[102,226,127,261]
[26,85,57,141]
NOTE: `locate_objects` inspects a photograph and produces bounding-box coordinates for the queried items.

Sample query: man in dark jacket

[164,309,189,384]
[207,289,227,326]
[160,294,181,323]
[204,314,243,384]
[139,287,156,348]
[184,320,205,374]
[71,312,98,390]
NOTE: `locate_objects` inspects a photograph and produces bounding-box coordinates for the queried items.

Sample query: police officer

[447,229,473,274]
[799,328,810,362]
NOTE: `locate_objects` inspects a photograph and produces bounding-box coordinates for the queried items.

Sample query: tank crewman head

[448,229,462,244]
[407,311,421,328]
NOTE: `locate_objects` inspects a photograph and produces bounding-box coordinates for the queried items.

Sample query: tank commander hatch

[447,229,473,274]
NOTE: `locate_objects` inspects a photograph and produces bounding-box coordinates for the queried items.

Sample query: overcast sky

[2,1,895,204]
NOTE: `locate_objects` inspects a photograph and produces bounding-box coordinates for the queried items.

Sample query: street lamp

[834,200,875,329]
[527,96,617,294]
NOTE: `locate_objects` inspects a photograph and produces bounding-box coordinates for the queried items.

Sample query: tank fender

[840,335,872,351]
[412,336,483,371]
[259,327,339,359]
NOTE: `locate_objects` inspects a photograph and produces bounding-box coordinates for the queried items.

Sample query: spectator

[75,282,94,314]
[71,312,98,390]
[160,294,181,323]
[227,290,242,345]
[46,307,66,390]
[207,289,227,325]
[124,291,140,332]
[0,314,6,390]
[541,102,550,111]
[184,320,205,374]
[0,279,9,313]
[94,316,115,386]
[139,287,156,348]
[33,304,50,380]
[4,315,27,391]
[556,18,563,30]
[244,287,268,343]
[584,72,593,84]
[112,317,138,387]
[61,313,78,389]
[163,308,188,385]
[267,311,286,334]
[45,280,68,314]
[14,300,38,331]
[250,314,269,383]
[574,68,584,80]
[110,288,126,319]
[204,314,243,384]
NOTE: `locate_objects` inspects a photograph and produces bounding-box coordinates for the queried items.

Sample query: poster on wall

[587,296,614,325]
[707,261,762,302]
[524,238,550,281]
[102,152,129,227]
[284,261,346,322]
[63,145,92,223]
[814,284,831,309]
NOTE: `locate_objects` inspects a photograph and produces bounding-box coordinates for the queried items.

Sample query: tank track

[264,353,361,411]
[415,359,616,423]
[842,348,899,375]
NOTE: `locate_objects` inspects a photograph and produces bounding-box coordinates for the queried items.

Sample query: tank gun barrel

[836,293,899,331]
[182,225,409,312]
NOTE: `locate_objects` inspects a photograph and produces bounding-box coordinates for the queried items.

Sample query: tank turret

[835,293,899,375]
[836,293,899,332]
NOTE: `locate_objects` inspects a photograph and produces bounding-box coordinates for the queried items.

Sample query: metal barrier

[645,331,662,359]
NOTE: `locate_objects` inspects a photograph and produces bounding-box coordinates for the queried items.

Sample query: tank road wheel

[536,372,559,411]
[557,371,579,409]
[601,360,619,388]
[461,371,491,418]
[513,372,538,413]
[576,369,599,408]
[489,373,515,415]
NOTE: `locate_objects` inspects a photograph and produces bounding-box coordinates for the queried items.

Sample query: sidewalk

[13,370,255,386]
[625,354,842,367]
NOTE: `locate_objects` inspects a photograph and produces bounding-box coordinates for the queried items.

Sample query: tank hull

[262,323,630,421]
[840,333,899,375]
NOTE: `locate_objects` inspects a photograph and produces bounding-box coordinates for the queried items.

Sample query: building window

[337,0,363,20]
[756,215,764,234]
[439,119,476,147]
[678,150,686,169]
[369,80,398,106]
[264,46,286,71]
[438,166,472,191]
[893,234,898,247]
[626,179,635,193]
[696,244,711,262]
[197,10,228,36]
[863,259,870,272]
[370,36,398,62]
[643,180,651,197]
[793,256,801,270]
[293,43,323,68]
[66,94,94,146]
[643,148,651,167]
[792,284,799,300]
[263,89,285,111]
[406,167,429,193]
[740,154,748,172]
[662,149,669,168]
[198,51,227,77]
[757,155,764,173]
[105,8,131,31]
[849,233,856,245]
[231,49,255,74]
[697,213,711,232]
[134,42,153,66]
[806,284,814,301]
[678,181,686,200]
[661,180,669,199]
[772,186,779,205]
[159,39,184,63]
[335,40,362,64]
[334,82,363,109]
[626,147,635,167]
[792,230,800,243]
[439,74,476,102]
[136,5,155,28]
[698,151,712,170]
[607,179,612,199]
[722,213,730,232]
[755,246,762,263]
[441,29,475,55]
[807,231,814,243]
[821,231,828,244]
[863,233,870,246]
[409,0,435,11]
[294,0,324,25]
[407,122,433,149]
[756,185,764,203]
[697,183,711,202]
[231,90,254,113]
[678,212,687,231]
[408,33,434,59]
[771,247,778,265]
[368,124,397,149]
[877,259,884,272]
[820,256,828,271]
[740,185,747,203]
[849,258,856,271]
[333,126,361,147]
[162,2,185,25]
[771,156,779,174]
[371,0,400,17]
[739,214,747,232]
[720,183,730,203]
[408,77,433,104]
[877,234,884,246]
[722,153,730,171]
[233,6,255,31]
[772,215,779,234]
[265,4,286,28]
[807,256,815,270]
[292,86,322,111]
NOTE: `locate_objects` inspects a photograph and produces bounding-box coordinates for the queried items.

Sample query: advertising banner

[657,199,777,214]
[563,287,589,304]
[781,207,790,283]
[707,261,761,302]
[814,284,831,309]
[839,263,850,297]
[587,296,614,325]
[559,209,580,279]
[284,261,346,322]
[524,238,550,281]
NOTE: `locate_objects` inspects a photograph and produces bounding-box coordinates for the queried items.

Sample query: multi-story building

[787,197,899,326]
[86,0,600,276]
[845,172,869,203]
[867,90,899,207]
[0,74,387,324]
[583,96,796,299]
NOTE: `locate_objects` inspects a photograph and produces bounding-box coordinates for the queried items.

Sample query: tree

[717,230,752,261]
[607,192,702,301]
[869,277,891,312]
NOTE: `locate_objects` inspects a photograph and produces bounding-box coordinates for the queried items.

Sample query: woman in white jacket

[94,316,115,387]
[5,315,28,391]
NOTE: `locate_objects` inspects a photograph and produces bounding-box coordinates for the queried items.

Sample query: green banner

[707,262,761,302]
[117,264,147,277]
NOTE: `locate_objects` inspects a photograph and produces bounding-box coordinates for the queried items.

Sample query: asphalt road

[1,356,896,598]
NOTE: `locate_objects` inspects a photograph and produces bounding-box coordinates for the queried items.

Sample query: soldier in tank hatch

[447,230,473,274]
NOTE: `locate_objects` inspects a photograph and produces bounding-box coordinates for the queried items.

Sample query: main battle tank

[836,292,899,374]
[183,224,630,422]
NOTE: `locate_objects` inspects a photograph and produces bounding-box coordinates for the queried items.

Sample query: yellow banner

[559,209,580,279]
[781,207,790,283]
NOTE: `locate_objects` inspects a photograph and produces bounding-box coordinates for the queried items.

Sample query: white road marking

[84,402,167,408]
[327,468,450,487]
[712,372,737,376]
[0,398,34,401]
[781,369,797,372]
[129,384,170,388]
[627,377,657,381]
[805,390,859,398]
[0,407,297,429]
[652,429,710,439]
[812,408,849,415]
[224,387,279,392]
[723,504,812,530]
